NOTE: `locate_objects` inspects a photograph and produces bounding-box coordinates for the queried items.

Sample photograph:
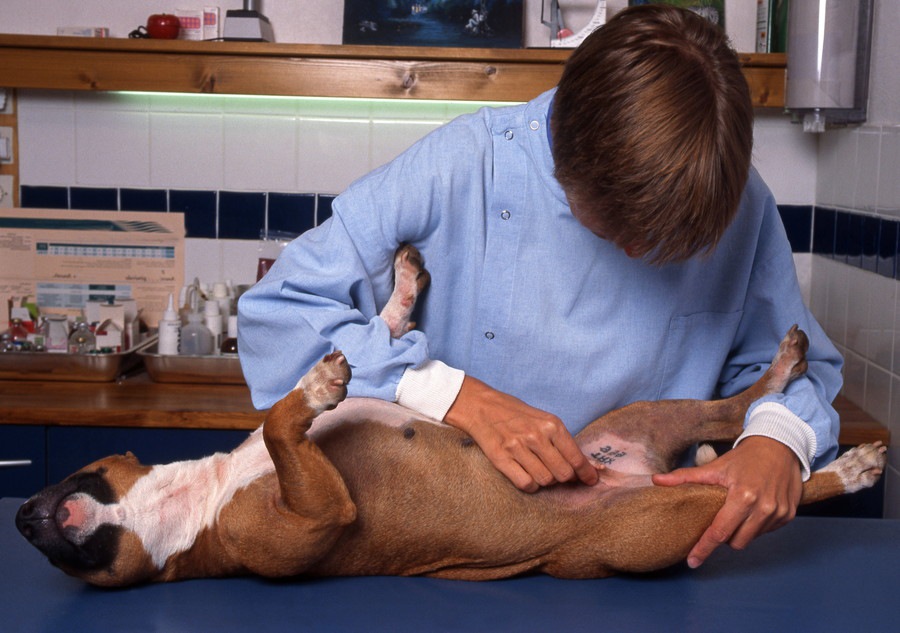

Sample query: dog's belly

[303,410,647,578]
[309,397,435,440]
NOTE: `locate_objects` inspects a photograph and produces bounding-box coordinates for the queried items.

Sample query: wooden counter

[0,375,888,445]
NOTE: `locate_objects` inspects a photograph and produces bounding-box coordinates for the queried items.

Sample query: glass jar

[68,319,96,354]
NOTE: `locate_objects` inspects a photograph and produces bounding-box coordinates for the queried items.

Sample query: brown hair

[551,4,753,264]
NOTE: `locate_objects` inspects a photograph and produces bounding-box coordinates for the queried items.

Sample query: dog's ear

[124,451,140,463]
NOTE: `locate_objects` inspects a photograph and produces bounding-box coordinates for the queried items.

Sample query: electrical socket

[0,127,13,164]
[0,174,14,208]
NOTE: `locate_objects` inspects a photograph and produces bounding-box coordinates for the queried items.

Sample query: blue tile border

[19,185,335,242]
[15,185,900,282]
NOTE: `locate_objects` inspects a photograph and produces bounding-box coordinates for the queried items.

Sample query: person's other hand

[652,436,802,568]
[444,376,599,493]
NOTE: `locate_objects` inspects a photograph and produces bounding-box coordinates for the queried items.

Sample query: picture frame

[343,0,524,48]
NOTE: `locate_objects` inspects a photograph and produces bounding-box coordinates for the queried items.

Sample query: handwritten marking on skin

[590,445,627,466]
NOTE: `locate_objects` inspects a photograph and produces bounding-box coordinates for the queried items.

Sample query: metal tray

[139,344,246,384]
[0,337,154,382]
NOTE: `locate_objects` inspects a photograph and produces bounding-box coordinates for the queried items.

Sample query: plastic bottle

[203,300,223,354]
[68,318,96,354]
[179,311,213,356]
[212,281,232,323]
[157,293,181,356]
[220,315,238,355]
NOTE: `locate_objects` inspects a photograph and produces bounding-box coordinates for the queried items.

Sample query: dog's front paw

[298,352,351,413]
[824,441,887,494]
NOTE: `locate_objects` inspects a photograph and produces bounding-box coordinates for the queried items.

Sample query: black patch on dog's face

[16,470,123,573]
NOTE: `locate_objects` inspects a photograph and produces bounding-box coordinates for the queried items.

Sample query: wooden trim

[0,34,785,107]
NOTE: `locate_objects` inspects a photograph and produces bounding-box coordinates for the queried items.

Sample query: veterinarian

[238,5,842,570]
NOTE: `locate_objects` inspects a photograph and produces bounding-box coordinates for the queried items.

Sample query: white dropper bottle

[157,293,181,356]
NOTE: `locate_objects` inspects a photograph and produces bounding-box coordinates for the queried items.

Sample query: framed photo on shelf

[343,0,523,48]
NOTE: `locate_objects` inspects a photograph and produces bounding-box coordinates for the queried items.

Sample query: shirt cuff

[733,402,817,481]
[395,359,466,422]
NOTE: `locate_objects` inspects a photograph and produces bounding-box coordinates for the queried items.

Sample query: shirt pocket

[656,311,744,400]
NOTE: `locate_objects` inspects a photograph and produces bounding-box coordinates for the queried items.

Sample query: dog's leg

[215,353,357,578]
[380,243,430,338]
[800,441,887,503]
[575,326,809,475]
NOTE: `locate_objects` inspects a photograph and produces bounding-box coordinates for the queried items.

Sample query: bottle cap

[162,293,178,321]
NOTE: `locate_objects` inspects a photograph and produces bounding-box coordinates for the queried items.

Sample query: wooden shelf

[0,34,785,107]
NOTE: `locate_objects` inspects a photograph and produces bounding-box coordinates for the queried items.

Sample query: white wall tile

[823,259,849,346]
[74,110,150,187]
[831,129,859,210]
[841,348,867,407]
[296,118,371,194]
[17,95,77,186]
[220,239,262,287]
[816,130,840,207]
[845,267,871,357]
[149,113,224,189]
[877,126,900,216]
[183,238,223,288]
[370,120,443,172]
[752,113,818,205]
[867,272,897,371]
[854,127,881,212]
[223,115,298,191]
[864,364,891,426]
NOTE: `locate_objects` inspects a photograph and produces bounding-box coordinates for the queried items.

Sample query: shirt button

[500,209,511,220]
[504,130,514,140]
[484,331,495,340]
[529,120,540,131]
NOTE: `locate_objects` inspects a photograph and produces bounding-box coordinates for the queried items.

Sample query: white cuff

[733,402,817,481]
[395,360,466,422]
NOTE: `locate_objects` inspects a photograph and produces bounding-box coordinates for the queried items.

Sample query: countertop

[0,373,888,445]
[0,373,890,443]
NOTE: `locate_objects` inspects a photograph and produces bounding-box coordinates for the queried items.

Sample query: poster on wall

[343,0,523,48]
[628,1,725,28]
[0,208,184,326]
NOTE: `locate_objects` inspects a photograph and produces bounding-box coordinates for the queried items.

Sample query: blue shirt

[238,89,842,471]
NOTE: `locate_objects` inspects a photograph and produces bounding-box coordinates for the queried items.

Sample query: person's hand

[652,436,802,568]
[444,376,599,493]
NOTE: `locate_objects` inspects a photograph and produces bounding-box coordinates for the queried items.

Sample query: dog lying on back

[16,245,886,587]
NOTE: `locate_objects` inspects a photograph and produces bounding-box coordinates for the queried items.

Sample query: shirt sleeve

[718,177,842,471]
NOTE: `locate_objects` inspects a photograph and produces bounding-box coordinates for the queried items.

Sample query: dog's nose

[16,500,37,539]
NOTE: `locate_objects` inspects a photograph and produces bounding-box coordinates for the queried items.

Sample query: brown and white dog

[16,246,887,587]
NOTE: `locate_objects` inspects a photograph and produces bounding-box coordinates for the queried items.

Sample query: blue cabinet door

[47,427,252,485]
[0,425,47,498]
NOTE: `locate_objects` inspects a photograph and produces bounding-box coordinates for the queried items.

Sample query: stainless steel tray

[139,343,246,384]
[0,337,154,382]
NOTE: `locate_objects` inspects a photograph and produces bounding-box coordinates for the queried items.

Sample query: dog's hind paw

[298,352,351,413]
[381,243,430,339]
[821,441,887,494]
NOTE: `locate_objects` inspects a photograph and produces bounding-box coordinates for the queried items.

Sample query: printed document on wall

[0,208,184,325]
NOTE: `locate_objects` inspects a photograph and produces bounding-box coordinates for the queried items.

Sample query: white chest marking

[105,430,273,568]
